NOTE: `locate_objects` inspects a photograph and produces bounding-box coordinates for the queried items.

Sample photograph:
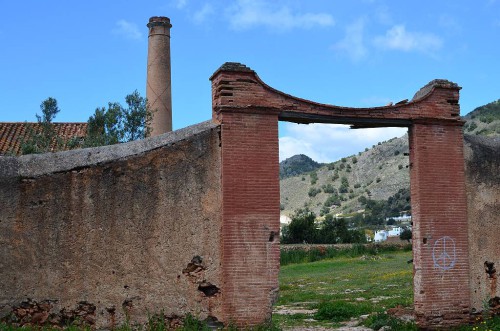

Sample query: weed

[453,314,500,330]
[177,314,211,331]
[364,312,417,330]
[315,301,372,322]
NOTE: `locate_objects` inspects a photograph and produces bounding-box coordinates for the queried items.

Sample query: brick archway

[210,63,469,329]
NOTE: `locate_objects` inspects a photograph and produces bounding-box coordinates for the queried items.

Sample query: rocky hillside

[280,100,500,217]
[280,135,410,217]
[463,99,500,136]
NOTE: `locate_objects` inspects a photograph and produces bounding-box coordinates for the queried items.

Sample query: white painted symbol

[432,236,456,271]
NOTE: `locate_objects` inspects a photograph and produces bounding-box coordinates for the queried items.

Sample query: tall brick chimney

[146,16,172,136]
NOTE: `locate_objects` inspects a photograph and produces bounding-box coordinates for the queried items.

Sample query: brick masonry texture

[0,122,223,328]
[211,62,470,329]
[409,124,470,327]
[218,111,281,326]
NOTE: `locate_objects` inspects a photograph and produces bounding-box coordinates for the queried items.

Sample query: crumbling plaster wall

[465,134,500,313]
[0,121,223,328]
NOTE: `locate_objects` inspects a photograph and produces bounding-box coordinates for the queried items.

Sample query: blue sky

[1,1,499,162]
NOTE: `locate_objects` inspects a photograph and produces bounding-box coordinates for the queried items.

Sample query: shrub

[339,177,349,193]
[466,121,477,132]
[324,195,341,207]
[322,183,336,194]
[332,171,340,181]
[308,187,321,197]
[310,172,318,185]
[319,205,330,216]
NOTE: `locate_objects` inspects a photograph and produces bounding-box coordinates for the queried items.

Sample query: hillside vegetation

[463,99,500,136]
[280,154,323,179]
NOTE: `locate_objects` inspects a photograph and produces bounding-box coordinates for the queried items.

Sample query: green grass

[280,243,411,266]
[275,250,415,329]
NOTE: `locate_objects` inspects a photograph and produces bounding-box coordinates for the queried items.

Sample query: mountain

[280,135,410,217]
[463,99,500,136]
[279,154,323,179]
[280,99,500,217]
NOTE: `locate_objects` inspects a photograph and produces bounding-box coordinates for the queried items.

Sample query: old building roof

[0,122,87,156]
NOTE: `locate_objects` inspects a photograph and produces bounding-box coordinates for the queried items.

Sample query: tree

[318,214,366,244]
[400,228,412,242]
[84,90,153,147]
[319,214,349,244]
[282,208,317,244]
[20,91,154,155]
[20,97,64,154]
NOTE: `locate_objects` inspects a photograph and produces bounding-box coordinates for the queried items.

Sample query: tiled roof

[0,122,88,156]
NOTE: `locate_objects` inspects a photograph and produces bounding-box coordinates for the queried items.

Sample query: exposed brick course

[218,111,280,325]
[409,124,470,328]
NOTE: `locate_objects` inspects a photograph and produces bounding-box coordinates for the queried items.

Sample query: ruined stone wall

[465,135,500,314]
[0,121,223,328]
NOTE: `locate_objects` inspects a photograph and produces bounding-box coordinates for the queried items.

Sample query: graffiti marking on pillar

[432,236,456,271]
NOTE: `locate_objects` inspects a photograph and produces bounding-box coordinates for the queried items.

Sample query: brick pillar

[216,109,280,326]
[409,122,470,328]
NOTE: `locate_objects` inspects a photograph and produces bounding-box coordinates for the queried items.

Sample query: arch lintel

[211,62,462,126]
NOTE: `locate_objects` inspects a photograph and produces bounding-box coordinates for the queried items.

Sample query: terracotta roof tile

[0,122,87,155]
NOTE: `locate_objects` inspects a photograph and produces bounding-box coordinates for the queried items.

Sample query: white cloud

[227,0,334,31]
[373,25,442,54]
[279,123,407,162]
[332,19,368,61]
[113,20,142,40]
[193,3,214,24]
